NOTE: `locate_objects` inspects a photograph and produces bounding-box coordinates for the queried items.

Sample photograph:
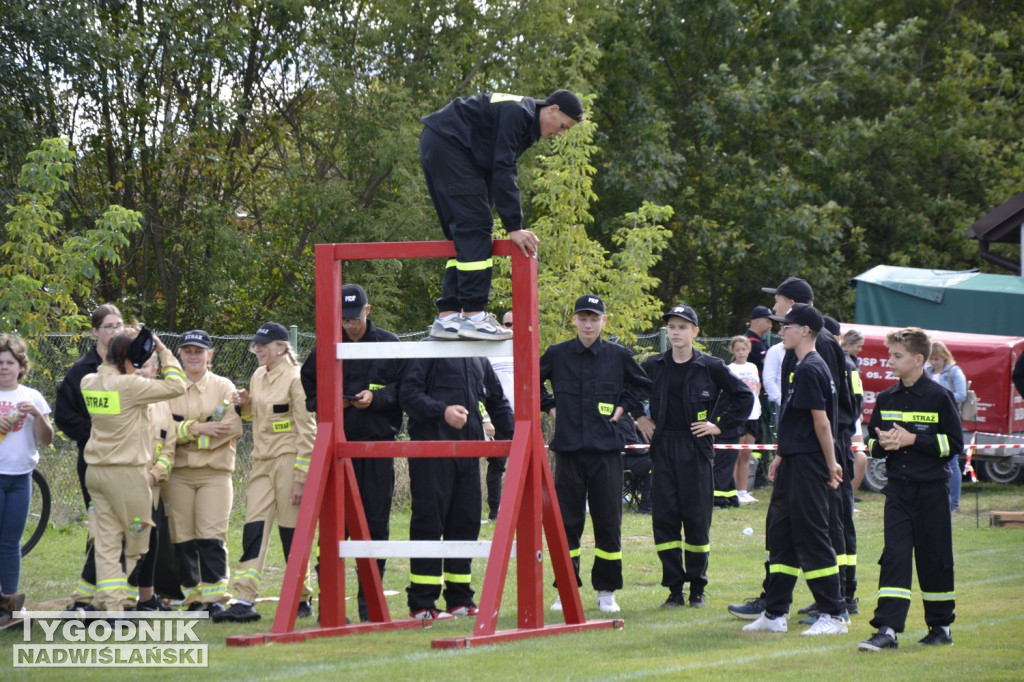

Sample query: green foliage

[0,138,141,339]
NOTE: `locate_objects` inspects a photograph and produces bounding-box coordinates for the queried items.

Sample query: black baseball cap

[762,276,814,304]
[662,304,699,326]
[750,305,772,320]
[251,322,289,344]
[180,329,212,349]
[823,315,841,337]
[770,303,824,332]
[573,294,605,315]
[341,284,368,317]
[539,89,585,122]
[129,325,156,368]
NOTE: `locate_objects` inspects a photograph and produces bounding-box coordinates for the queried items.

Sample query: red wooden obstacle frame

[226,239,622,647]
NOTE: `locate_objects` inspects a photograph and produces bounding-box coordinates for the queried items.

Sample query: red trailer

[843,324,1024,488]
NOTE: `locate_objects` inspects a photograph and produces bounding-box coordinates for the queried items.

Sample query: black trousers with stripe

[419,126,495,313]
[764,454,845,617]
[869,478,955,633]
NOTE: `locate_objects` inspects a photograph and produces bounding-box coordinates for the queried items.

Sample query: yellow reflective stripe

[594,548,622,561]
[697,410,708,421]
[242,413,253,423]
[598,402,614,416]
[368,383,385,391]
[455,258,493,271]
[683,542,710,554]
[880,411,903,421]
[713,489,737,497]
[273,420,293,432]
[569,548,581,558]
[882,411,938,424]
[445,258,458,269]
[846,554,856,566]
[490,93,524,104]
[850,371,863,395]
[937,434,950,457]
[162,367,186,385]
[836,554,848,566]
[443,572,472,584]
[295,454,311,471]
[878,587,912,600]
[805,564,839,580]
[181,587,200,601]
[200,584,227,596]
[768,563,800,577]
[83,390,121,415]
[752,450,762,460]
[198,434,210,450]
[96,578,129,593]
[234,568,261,583]
[655,540,682,552]
[478,401,487,417]
[922,591,955,601]
[867,438,877,452]
[177,420,195,442]
[410,573,443,586]
[155,456,172,474]
[76,581,96,595]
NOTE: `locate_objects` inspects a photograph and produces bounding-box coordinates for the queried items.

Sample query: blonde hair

[841,329,864,350]
[251,339,298,366]
[929,340,955,366]
[730,335,751,350]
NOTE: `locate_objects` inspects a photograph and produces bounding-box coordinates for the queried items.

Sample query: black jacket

[421,93,541,232]
[782,332,853,438]
[299,320,405,442]
[867,375,963,483]
[54,346,103,454]
[640,349,754,458]
[401,353,513,442]
[540,336,651,454]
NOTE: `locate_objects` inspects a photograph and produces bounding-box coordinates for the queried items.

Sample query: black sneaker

[859,630,898,651]
[688,593,706,608]
[186,602,207,612]
[918,626,953,646]
[137,596,171,612]
[727,597,766,620]
[845,597,859,615]
[797,602,820,616]
[297,600,313,619]
[660,593,685,609]
[205,603,225,616]
[212,602,261,623]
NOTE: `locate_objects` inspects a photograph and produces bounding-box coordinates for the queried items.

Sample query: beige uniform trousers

[231,455,311,603]
[85,465,153,610]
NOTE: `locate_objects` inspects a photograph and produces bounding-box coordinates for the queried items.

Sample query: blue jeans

[0,472,32,594]
[948,456,962,510]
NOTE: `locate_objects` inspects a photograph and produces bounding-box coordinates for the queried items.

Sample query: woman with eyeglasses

[54,304,125,609]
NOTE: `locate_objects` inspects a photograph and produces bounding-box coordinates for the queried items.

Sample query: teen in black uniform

[300,284,405,622]
[400,348,513,619]
[742,304,847,636]
[859,327,962,651]
[540,294,651,613]
[421,89,584,341]
[635,305,752,608]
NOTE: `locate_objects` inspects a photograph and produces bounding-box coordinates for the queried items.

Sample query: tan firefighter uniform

[80,348,185,610]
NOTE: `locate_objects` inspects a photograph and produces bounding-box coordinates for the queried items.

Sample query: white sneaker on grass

[738,490,758,505]
[742,613,788,632]
[802,613,849,636]
[597,591,620,613]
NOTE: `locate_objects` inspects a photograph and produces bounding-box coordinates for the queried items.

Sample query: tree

[0,138,141,339]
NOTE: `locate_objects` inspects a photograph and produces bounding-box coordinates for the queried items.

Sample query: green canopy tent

[852,265,1024,336]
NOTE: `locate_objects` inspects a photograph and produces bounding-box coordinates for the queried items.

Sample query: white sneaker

[458,313,513,341]
[597,591,620,613]
[742,613,788,632]
[738,491,758,505]
[550,595,563,612]
[429,316,461,340]
[802,613,849,636]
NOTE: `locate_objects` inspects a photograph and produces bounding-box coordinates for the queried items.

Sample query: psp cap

[539,89,585,122]
[762,276,814,304]
[663,304,699,326]
[770,303,823,333]
[180,329,212,349]
[750,305,772,320]
[341,284,368,317]
[822,315,841,337]
[128,325,156,368]
[573,294,605,315]
[251,322,290,344]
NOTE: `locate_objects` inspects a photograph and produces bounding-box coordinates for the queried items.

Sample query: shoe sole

[858,642,897,651]
[457,329,512,341]
[212,613,261,624]
[429,329,460,340]
[728,609,764,620]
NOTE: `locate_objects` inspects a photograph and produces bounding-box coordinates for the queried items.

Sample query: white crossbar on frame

[338,540,518,559]
[335,340,514,360]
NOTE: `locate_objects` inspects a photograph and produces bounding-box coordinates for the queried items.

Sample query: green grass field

[4,480,1024,680]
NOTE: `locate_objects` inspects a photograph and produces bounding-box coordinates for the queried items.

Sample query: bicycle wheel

[21,468,51,557]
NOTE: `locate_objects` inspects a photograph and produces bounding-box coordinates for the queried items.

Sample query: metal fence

[27,329,759,527]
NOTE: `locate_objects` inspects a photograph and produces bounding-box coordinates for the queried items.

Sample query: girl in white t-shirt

[0,334,54,623]
[727,336,762,505]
